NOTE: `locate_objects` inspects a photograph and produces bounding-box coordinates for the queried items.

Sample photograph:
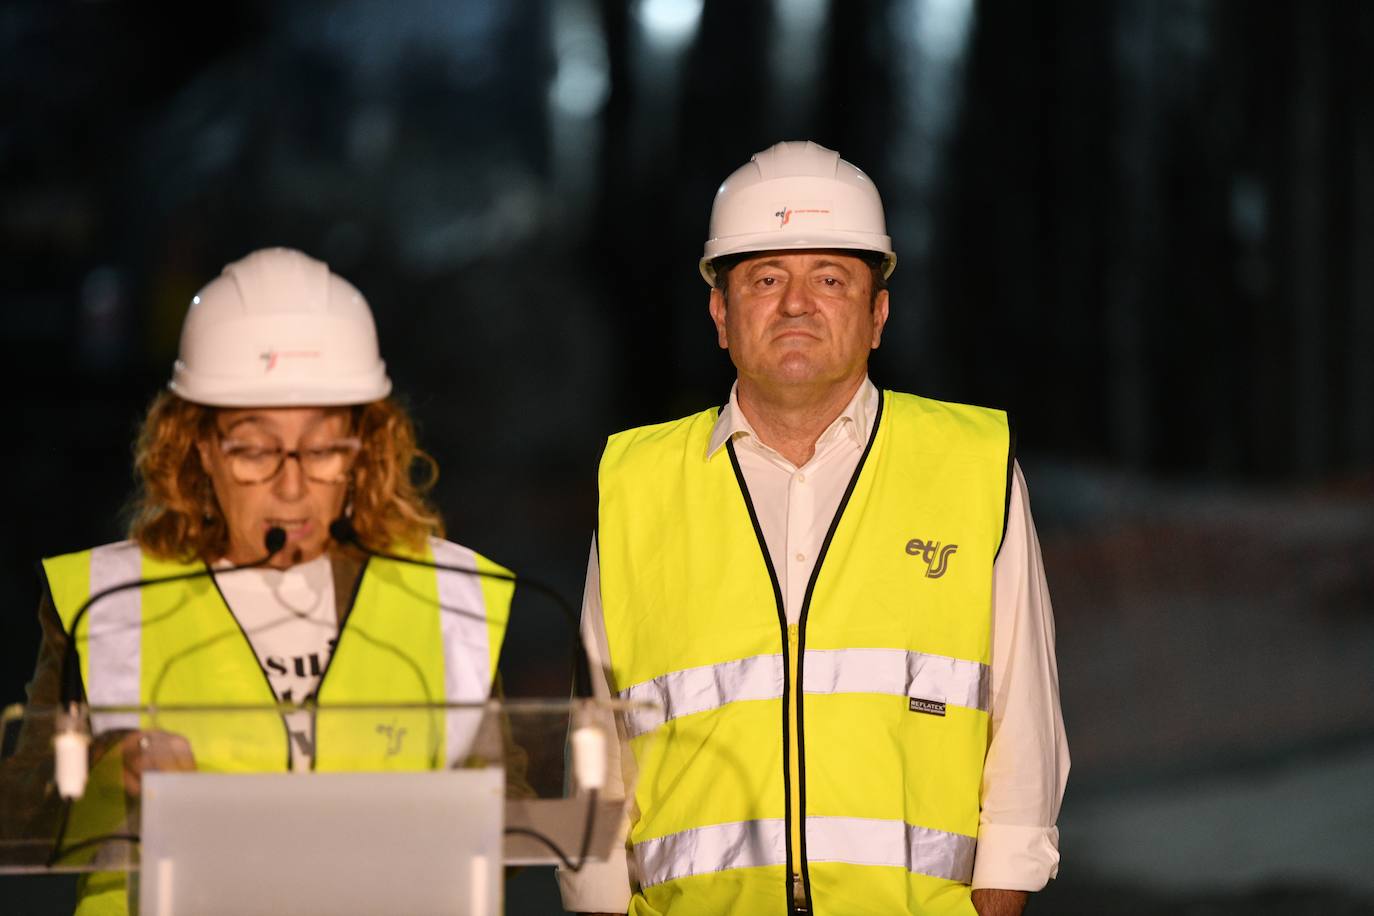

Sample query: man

[561,141,1068,915]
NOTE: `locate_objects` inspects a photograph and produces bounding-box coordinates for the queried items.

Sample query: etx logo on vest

[906,538,958,579]
[376,719,408,757]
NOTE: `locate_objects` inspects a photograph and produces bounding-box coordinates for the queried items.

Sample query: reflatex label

[908,697,947,717]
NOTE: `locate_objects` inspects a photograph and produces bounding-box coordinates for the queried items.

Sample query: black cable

[48,531,287,867]
[502,787,601,872]
[328,518,594,698]
[60,529,287,707]
[46,832,140,867]
[50,524,602,874]
[44,797,73,868]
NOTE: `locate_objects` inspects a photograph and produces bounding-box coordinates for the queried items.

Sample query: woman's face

[197,407,356,568]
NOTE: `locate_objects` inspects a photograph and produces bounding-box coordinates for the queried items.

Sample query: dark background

[3,0,1372,912]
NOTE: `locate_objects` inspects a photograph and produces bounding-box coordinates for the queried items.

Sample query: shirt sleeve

[971,461,1071,891]
[557,537,635,914]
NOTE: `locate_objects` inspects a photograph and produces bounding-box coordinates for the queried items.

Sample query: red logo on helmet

[774,206,830,229]
[259,350,322,373]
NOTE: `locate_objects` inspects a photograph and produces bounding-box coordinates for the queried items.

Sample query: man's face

[709,250,889,394]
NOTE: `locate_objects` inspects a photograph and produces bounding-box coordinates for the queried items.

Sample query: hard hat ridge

[700,140,896,287]
[225,246,333,316]
[751,140,841,180]
[168,247,392,408]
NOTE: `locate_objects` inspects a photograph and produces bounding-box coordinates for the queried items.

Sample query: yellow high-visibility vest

[598,390,1009,916]
[42,538,512,916]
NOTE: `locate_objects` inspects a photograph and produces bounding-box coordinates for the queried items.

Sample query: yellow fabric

[315,541,447,770]
[43,540,512,915]
[809,863,978,916]
[627,866,792,916]
[137,549,289,773]
[73,871,128,916]
[599,391,1007,915]
[601,408,787,851]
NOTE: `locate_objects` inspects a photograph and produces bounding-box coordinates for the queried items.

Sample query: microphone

[54,527,288,799]
[328,517,594,700]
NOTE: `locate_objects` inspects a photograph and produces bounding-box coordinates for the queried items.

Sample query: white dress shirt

[559,378,1069,912]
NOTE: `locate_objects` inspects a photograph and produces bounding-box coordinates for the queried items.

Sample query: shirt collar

[706,376,877,460]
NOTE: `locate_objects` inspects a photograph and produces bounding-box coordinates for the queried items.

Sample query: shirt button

[795,553,806,563]
[796,473,806,483]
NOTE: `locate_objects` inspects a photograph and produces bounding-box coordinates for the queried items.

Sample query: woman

[6,248,516,914]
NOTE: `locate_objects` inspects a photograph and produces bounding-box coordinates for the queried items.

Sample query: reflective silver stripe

[617,654,785,739]
[431,537,492,765]
[634,819,787,888]
[806,815,977,883]
[86,541,143,733]
[803,648,989,713]
[633,816,974,889]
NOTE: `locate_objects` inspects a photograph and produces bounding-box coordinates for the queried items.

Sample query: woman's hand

[112,730,197,797]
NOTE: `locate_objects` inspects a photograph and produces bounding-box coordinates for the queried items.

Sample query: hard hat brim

[169,365,392,408]
[700,236,897,287]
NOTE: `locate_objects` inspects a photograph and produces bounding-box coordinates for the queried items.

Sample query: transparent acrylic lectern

[0,699,652,915]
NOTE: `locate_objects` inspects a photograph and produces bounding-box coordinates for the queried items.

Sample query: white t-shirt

[215,555,338,772]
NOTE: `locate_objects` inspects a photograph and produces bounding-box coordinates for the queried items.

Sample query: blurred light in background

[346,105,396,169]
[548,0,608,211]
[635,0,705,54]
[768,0,827,134]
[77,266,127,372]
[893,0,975,188]
[304,0,507,88]
[549,1,610,120]
[1230,173,1270,297]
[627,0,703,177]
[885,0,976,386]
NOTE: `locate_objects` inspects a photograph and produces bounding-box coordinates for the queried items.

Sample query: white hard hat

[700,140,896,287]
[169,248,392,407]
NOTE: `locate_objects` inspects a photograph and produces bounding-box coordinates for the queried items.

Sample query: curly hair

[128,392,444,561]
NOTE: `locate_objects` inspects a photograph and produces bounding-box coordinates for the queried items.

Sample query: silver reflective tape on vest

[86,542,144,733]
[634,818,787,888]
[431,538,492,765]
[618,654,785,739]
[802,648,989,712]
[805,815,977,884]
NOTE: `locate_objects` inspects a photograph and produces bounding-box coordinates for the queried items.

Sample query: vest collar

[706,376,878,461]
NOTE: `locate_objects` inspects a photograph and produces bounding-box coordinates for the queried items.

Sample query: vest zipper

[725,392,884,916]
[791,390,886,915]
[787,622,803,903]
[729,390,885,916]
[726,440,796,913]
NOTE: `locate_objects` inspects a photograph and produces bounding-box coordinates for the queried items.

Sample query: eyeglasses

[217,436,362,484]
